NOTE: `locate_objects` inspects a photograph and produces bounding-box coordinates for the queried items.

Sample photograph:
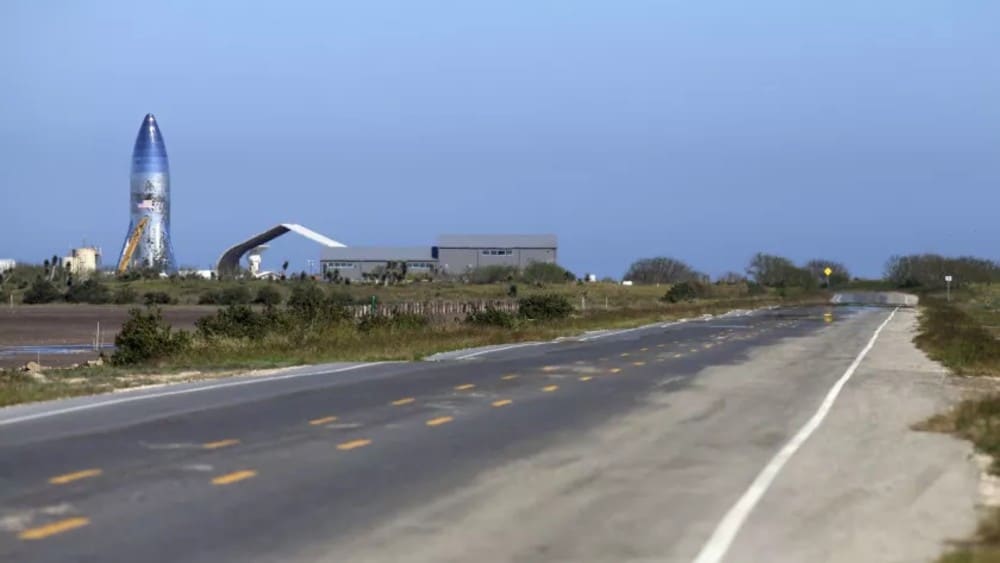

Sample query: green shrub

[219,285,252,305]
[197,290,221,305]
[662,281,710,303]
[113,286,139,304]
[196,305,285,340]
[23,278,62,304]
[143,291,174,305]
[518,293,573,321]
[357,313,429,333]
[254,285,283,306]
[521,262,574,284]
[466,307,517,328]
[198,286,253,306]
[111,307,191,365]
[65,279,112,304]
[467,265,519,284]
[288,283,350,324]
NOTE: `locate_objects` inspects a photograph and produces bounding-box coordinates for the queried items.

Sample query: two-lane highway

[0,306,976,562]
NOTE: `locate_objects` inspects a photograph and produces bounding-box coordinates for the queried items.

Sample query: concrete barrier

[831,292,919,307]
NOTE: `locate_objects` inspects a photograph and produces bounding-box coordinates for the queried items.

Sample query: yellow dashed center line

[542,385,559,392]
[19,517,90,540]
[492,399,513,407]
[609,368,622,374]
[632,361,646,367]
[203,439,240,450]
[49,469,102,485]
[454,384,475,391]
[657,344,666,348]
[689,348,698,353]
[640,347,649,352]
[391,397,415,406]
[337,439,372,450]
[211,469,257,485]
[541,366,558,372]
[674,353,684,358]
[309,416,338,426]
[703,344,713,349]
[501,374,519,380]
[620,353,630,357]
[579,376,593,381]
[426,416,454,426]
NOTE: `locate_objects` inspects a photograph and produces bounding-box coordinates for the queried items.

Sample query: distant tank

[118,114,176,273]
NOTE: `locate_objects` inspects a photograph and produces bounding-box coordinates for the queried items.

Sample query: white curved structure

[216,224,346,278]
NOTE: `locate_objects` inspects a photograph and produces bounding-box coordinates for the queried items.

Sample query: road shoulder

[726,308,980,563]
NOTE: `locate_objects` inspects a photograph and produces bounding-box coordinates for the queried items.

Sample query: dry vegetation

[0,283,824,407]
[912,284,1000,563]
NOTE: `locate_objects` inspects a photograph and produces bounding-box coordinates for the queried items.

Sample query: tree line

[623,253,997,289]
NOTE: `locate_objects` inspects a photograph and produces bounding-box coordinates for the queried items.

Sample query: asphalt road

[0,306,978,562]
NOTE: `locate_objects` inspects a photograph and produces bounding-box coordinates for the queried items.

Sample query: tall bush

[65,279,111,304]
[196,305,285,340]
[23,278,62,304]
[466,307,517,328]
[662,281,710,303]
[518,293,573,321]
[111,307,190,365]
[624,257,704,284]
[521,262,574,284]
[288,283,350,324]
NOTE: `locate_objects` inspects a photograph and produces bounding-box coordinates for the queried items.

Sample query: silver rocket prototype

[118,113,176,273]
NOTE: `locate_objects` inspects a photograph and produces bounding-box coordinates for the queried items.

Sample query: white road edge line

[691,307,899,563]
[454,342,542,360]
[0,362,383,427]
[579,320,687,342]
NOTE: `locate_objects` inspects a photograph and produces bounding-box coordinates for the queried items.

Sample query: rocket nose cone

[133,113,167,159]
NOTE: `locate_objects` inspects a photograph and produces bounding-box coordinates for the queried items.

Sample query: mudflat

[0,305,215,368]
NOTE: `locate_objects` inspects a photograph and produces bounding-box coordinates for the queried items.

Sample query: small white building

[0,259,15,274]
[62,247,101,277]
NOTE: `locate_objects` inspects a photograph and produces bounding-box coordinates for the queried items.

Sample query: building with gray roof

[318,235,557,281]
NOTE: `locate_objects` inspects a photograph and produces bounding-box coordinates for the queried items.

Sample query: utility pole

[945,275,953,302]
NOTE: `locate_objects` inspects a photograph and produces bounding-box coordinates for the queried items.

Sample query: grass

[0,290,826,407]
[922,397,1000,563]
[910,284,1000,562]
[915,295,1000,376]
[167,294,804,367]
[0,363,226,408]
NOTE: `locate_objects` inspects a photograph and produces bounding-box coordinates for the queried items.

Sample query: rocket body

[121,114,176,272]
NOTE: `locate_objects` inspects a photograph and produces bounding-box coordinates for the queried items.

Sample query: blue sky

[2,1,997,278]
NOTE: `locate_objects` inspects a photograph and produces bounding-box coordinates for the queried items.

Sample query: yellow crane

[117,216,150,274]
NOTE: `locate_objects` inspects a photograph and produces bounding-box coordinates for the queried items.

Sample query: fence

[348,299,519,323]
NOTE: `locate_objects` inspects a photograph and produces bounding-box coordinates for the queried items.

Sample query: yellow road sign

[824,267,833,276]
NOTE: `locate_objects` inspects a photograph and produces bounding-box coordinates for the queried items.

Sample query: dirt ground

[0,305,216,368]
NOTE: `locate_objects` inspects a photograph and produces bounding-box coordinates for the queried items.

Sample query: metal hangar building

[319,234,557,281]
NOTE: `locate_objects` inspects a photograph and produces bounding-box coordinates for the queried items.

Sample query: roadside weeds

[912,286,1000,562]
